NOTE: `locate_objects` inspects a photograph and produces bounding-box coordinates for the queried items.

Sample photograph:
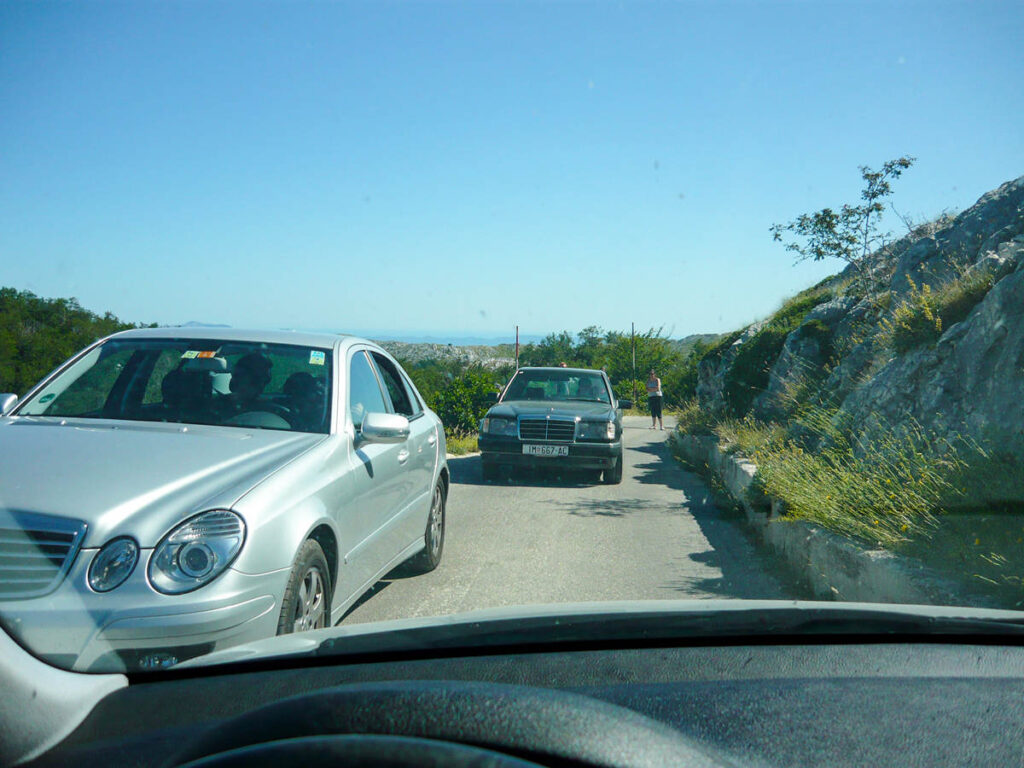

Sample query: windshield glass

[503,370,611,403]
[0,1,1021,675]
[16,338,333,434]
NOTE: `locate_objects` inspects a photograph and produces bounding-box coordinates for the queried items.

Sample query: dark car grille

[0,510,87,600]
[519,418,576,442]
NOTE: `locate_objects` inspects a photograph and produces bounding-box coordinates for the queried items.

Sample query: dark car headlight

[88,537,139,592]
[148,510,245,594]
[481,417,516,436]
[578,420,616,440]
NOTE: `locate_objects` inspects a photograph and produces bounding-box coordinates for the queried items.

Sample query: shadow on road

[629,440,688,491]
[660,465,805,600]
[448,453,603,488]
[555,497,655,518]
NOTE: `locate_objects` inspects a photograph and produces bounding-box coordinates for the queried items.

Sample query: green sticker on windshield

[181,350,199,359]
[309,350,326,366]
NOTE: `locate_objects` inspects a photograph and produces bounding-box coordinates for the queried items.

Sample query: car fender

[229,437,351,578]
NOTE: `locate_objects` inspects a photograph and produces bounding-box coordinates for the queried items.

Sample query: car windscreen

[502,370,610,403]
[15,338,333,434]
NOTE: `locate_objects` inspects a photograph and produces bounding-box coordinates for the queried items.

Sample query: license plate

[523,444,569,457]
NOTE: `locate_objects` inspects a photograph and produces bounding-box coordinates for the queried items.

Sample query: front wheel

[277,540,332,635]
[406,481,446,574]
[603,454,623,485]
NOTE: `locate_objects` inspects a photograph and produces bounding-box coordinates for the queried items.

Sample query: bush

[936,269,994,330]
[878,278,942,353]
[755,407,966,547]
[722,287,832,416]
[615,379,648,411]
[673,397,719,436]
[429,369,500,435]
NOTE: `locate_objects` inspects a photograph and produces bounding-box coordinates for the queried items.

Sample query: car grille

[0,510,87,600]
[519,417,576,442]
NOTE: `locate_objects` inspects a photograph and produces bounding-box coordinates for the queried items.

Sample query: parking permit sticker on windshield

[181,350,199,359]
[197,351,217,359]
[309,350,326,366]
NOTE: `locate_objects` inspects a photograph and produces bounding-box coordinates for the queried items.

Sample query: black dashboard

[22,639,1024,767]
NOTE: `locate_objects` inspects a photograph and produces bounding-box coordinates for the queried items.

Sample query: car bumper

[0,549,289,672]
[479,435,621,470]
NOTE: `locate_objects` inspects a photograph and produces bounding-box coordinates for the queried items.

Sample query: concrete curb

[670,431,994,607]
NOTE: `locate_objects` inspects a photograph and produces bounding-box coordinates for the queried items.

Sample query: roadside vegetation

[0,288,146,394]
[672,159,1024,604]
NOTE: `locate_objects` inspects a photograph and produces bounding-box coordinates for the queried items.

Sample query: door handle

[427,434,437,446]
[398,449,410,464]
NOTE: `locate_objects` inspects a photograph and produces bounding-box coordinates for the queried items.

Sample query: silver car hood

[0,417,326,547]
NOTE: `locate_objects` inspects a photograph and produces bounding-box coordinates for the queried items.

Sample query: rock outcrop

[696,174,1024,493]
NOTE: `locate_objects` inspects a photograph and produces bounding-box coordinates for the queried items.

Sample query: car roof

[108,327,366,350]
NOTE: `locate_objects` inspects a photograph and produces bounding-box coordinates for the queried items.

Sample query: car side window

[370,353,416,417]
[400,372,424,416]
[348,351,388,430]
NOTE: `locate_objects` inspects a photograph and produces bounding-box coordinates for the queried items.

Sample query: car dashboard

[19,636,1024,768]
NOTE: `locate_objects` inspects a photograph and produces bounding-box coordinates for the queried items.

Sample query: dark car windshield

[16,338,333,434]
[503,370,610,404]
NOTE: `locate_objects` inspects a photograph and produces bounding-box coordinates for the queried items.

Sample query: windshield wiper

[564,397,609,403]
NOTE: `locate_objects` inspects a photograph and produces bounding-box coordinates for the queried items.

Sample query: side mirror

[617,399,633,411]
[0,393,18,416]
[360,412,410,444]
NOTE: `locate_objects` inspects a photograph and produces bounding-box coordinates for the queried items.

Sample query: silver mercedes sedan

[0,328,448,672]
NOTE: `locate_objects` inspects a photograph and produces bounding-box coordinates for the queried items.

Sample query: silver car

[0,328,448,672]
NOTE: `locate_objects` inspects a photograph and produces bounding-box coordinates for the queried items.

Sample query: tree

[770,157,915,291]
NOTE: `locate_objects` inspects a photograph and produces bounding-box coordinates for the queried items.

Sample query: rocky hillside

[697,175,1024,501]
[377,340,515,368]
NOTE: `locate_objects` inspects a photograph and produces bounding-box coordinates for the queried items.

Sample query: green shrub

[935,270,994,330]
[755,406,965,547]
[674,397,719,436]
[429,369,500,434]
[722,287,833,416]
[446,431,479,455]
[878,278,942,353]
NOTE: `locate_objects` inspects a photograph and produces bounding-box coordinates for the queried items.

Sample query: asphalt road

[343,415,802,626]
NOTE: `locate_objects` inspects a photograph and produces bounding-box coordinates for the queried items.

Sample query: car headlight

[579,420,616,440]
[88,537,139,592]
[148,510,245,594]
[481,417,516,436]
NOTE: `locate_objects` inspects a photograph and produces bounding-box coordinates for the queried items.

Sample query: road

[343,415,802,625]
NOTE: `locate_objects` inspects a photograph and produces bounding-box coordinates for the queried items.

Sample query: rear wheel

[406,481,446,573]
[277,540,332,635]
[603,454,623,485]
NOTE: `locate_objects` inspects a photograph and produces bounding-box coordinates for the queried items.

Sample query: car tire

[603,454,623,485]
[277,540,332,635]
[406,480,446,574]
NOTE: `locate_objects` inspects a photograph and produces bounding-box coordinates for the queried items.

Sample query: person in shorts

[646,369,664,430]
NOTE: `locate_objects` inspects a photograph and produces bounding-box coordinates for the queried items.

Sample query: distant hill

[671,333,722,358]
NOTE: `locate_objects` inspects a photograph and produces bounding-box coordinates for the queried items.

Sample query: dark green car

[478,367,632,484]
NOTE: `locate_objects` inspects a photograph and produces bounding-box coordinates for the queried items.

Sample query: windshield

[16,338,333,434]
[1,1,1022,675]
[503,370,611,404]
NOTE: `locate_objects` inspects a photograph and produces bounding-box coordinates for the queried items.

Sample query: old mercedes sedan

[0,328,448,672]
[478,366,631,484]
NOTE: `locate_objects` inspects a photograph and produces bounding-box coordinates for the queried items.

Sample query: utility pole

[631,322,636,406]
[515,325,519,369]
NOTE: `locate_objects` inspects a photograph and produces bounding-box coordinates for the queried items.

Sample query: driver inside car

[217,352,274,418]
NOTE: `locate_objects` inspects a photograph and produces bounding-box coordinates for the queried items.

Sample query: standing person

[646,369,664,430]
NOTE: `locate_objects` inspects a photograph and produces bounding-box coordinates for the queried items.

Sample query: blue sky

[1,1,1021,342]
